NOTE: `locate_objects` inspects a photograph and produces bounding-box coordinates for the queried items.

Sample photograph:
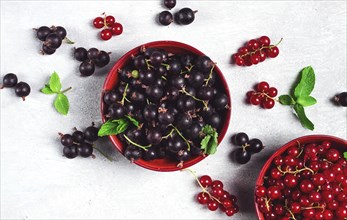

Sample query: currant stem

[180,87,208,109]
[169,124,191,151]
[204,65,215,86]
[145,59,154,70]
[91,145,113,162]
[60,87,72,94]
[162,128,175,139]
[119,83,129,106]
[123,134,151,151]
[161,76,167,80]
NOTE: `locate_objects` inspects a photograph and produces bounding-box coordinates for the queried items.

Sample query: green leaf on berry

[344,152,347,160]
[40,84,54,94]
[279,95,295,105]
[294,66,315,98]
[49,71,62,93]
[54,93,69,115]
[296,96,317,107]
[293,103,314,130]
[200,124,219,155]
[125,115,139,127]
[98,119,130,137]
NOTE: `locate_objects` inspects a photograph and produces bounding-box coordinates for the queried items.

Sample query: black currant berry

[176,150,191,162]
[146,129,162,145]
[146,85,163,101]
[72,129,85,143]
[107,103,126,119]
[187,70,204,88]
[200,104,215,119]
[87,48,100,60]
[177,96,195,111]
[184,122,202,140]
[74,47,88,62]
[195,55,213,73]
[36,26,51,41]
[130,91,145,105]
[170,75,185,89]
[1,73,18,88]
[335,92,347,107]
[139,70,155,85]
[118,68,131,82]
[143,104,158,121]
[158,111,174,125]
[133,55,147,69]
[95,51,110,67]
[164,0,176,9]
[125,103,137,114]
[103,90,120,106]
[78,142,93,158]
[248,138,263,153]
[143,148,158,161]
[190,145,203,156]
[180,54,194,68]
[158,11,173,26]
[60,133,74,147]
[156,147,167,159]
[124,145,142,162]
[154,78,167,88]
[150,51,163,66]
[52,26,67,39]
[233,132,249,146]
[63,145,78,159]
[125,129,143,141]
[167,59,182,74]
[208,113,221,129]
[14,82,31,100]
[175,8,196,25]
[168,137,185,153]
[44,33,62,49]
[175,113,192,129]
[84,124,99,142]
[143,48,156,58]
[234,148,251,164]
[166,87,179,101]
[41,45,56,55]
[79,60,95,76]
[156,65,167,76]
[213,93,229,110]
[197,86,215,100]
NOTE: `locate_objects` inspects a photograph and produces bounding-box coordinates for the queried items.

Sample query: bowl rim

[254,134,347,219]
[100,40,232,172]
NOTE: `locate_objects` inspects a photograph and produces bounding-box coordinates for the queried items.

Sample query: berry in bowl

[255,135,347,220]
[100,41,231,171]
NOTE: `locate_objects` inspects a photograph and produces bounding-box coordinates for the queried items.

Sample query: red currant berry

[111,23,123,35]
[267,46,279,58]
[262,98,275,109]
[196,192,209,204]
[299,195,311,206]
[212,187,224,198]
[267,87,278,97]
[326,148,340,162]
[300,180,314,193]
[335,206,347,218]
[302,208,315,218]
[291,189,301,201]
[321,141,331,150]
[257,81,269,92]
[267,186,281,200]
[246,91,256,98]
[274,204,284,215]
[222,199,233,209]
[327,200,339,210]
[250,95,261,105]
[93,17,104,29]
[199,175,212,188]
[235,57,244,66]
[290,202,301,214]
[315,212,324,220]
[259,36,271,46]
[284,174,298,188]
[106,15,115,26]
[207,200,219,211]
[100,29,112,41]
[244,56,252,66]
[232,53,241,61]
[230,195,237,203]
[247,39,260,50]
[211,180,223,189]
[258,200,272,213]
[250,54,260,65]
[270,168,282,180]
[238,46,249,55]
[308,191,322,203]
[255,185,267,197]
[323,169,336,182]
[225,208,235,216]
[264,211,277,220]
[273,156,283,166]
[220,190,230,200]
[312,173,326,186]
[322,210,334,220]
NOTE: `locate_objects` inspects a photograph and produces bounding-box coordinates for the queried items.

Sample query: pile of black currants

[232,132,264,164]
[1,73,31,101]
[74,47,111,76]
[34,26,72,55]
[158,0,197,26]
[59,123,99,159]
[102,47,230,167]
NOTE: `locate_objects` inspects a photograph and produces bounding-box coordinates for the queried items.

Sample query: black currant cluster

[59,123,99,159]
[158,0,197,26]
[103,47,229,166]
[232,132,264,164]
[334,92,347,107]
[34,26,69,55]
[74,47,111,77]
[1,73,31,101]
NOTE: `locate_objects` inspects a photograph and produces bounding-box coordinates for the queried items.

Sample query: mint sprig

[98,116,139,137]
[344,152,347,160]
[200,125,219,155]
[279,66,316,130]
[41,71,72,115]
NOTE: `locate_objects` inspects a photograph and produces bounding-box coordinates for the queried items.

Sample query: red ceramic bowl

[255,135,347,219]
[101,41,231,172]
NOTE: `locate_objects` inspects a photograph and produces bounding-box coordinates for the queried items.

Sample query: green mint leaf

[294,103,314,130]
[125,115,139,127]
[54,93,69,115]
[344,152,347,160]
[202,124,214,135]
[296,96,317,107]
[116,120,129,134]
[98,119,129,137]
[63,37,75,44]
[49,71,62,93]
[206,135,218,155]
[40,84,54,94]
[294,66,315,98]
[279,95,295,105]
[200,135,211,151]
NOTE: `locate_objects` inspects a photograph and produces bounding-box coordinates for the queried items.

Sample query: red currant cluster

[197,175,239,217]
[255,141,347,219]
[93,13,123,41]
[232,36,282,66]
[247,81,278,109]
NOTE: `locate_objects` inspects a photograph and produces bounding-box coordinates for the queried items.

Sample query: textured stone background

[1,1,346,219]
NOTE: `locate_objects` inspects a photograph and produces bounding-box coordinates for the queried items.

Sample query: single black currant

[156,65,167,76]
[79,60,95,76]
[164,0,176,9]
[158,11,173,26]
[233,132,249,146]
[143,104,158,121]
[335,92,347,107]
[139,70,155,85]
[87,48,100,60]
[175,8,196,25]
[124,145,142,162]
[180,54,194,68]
[195,55,213,73]
[156,147,166,159]
[60,133,74,147]
[184,122,202,140]
[187,70,204,88]
[125,103,137,114]
[63,145,78,159]
[133,55,147,69]
[130,91,145,104]
[213,93,229,110]
[52,26,67,39]
[74,47,88,61]
[84,123,99,142]
[78,142,93,158]
[143,148,158,161]
[150,51,164,66]
[36,26,51,41]
[175,113,192,129]
[41,45,56,55]
[154,78,167,88]
[158,111,174,125]
[248,138,263,153]
[197,86,215,100]
[170,74,185,89]
[107,103,126,119]
[146,129,162,145]
[208,113,221,129]
[234,148,251,164]
[146,85,164,101]
[44,33,62,49]
[95,51,110,67]
[103,90,120,106]
[168,137,185,153]
[176,150,191,162]
[72,129,85,143]
[1,73,18,88]
[166,86,179,100]
[14,82,31,100]
[167,59,182,74]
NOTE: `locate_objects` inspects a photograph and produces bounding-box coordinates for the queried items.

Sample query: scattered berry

[232,132,264,164]
[334,92,347,107]
[175,8,197,25]
[14,82,31,101]
[158,11,173,26]
[164,0,176,9]
[93,13,123,40]
[74,47,111,76]
[1,73,18,88]
[247,81,278,109]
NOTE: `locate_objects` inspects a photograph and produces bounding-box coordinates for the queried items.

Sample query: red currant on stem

[259,36,271,46]
[93,17,104,29]
[100,29,112,41]
[106,15,115,26]
[111,23,123,35]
